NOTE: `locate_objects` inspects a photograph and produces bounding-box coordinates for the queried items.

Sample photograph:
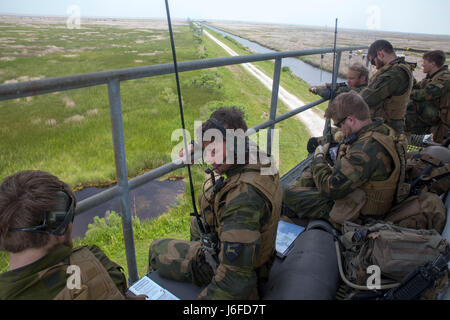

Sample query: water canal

[72,179,184,238]
[203,24,347,85]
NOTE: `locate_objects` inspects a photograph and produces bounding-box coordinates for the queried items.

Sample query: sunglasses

[335,116,348,128]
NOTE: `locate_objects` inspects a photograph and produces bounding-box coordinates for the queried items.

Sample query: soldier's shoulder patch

[224,242,243,262]
[330,170,349,187]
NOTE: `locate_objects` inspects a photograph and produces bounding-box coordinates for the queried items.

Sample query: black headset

[9,187,75,236]
[207,118,227,136]
[206,117,250,162]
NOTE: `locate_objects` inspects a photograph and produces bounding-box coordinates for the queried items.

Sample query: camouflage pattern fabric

[148,239,214,287]
[405,65,450,137]
[283,186,334,220]
[405,102,439,135]
[360,57,412,133]
[149,165,279,300]
[283,121,394,221]
[0,244,127,300]
[282,166,334,219]
[315,82,367,100]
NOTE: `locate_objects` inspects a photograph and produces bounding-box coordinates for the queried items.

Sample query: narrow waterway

[203,24,346,85]
[72,179,184,239]
[203,26,326,137]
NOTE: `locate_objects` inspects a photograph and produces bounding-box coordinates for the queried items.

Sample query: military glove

[307,137,320,154]
[316,88,331,100]
[333,130,345,144]
[314,143,330,158]
[309,87,318,94]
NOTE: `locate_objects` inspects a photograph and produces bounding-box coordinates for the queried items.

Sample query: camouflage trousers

[148,238,214,287]
[282,167,334,220]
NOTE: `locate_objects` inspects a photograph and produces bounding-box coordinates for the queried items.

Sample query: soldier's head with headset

[199,106,250,174]
[0,170,76,254]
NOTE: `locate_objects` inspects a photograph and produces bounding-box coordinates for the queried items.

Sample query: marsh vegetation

[0,16,315,278]
[207,20,450,81]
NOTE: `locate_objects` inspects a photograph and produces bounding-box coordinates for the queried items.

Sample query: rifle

[409,163,434,196]
[406,61,418,71]
[381,248,450,300]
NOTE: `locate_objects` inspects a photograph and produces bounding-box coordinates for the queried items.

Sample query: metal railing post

[267,58,282,155]
[324,51,343,135]
[107,78,138,284]
[0,46,367,101]
[331,51,342,87]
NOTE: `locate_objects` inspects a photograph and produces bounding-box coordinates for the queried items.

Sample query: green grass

[207,28,321,104]
[209,28,329,115]
[0,21,312,278]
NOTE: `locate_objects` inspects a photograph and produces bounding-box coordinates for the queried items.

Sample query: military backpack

[340,221,449,298]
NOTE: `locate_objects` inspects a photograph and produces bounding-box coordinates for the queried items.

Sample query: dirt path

[203,29,325,137]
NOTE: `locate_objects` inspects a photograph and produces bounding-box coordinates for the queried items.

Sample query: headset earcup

[47,190,71,231]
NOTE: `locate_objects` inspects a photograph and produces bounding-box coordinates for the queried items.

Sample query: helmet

[422,146,450,164]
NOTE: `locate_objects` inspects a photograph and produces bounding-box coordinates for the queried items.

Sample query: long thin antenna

[323,18,338,138]
[330,18,338,102]
[164,0,204,233]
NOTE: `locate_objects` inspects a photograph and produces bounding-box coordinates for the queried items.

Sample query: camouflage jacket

[411,65,450,108]
[0,244,127,300]
[315,82,367,99]
[311,120,395,201]
[360,57,413,132]
[197,162,282,299]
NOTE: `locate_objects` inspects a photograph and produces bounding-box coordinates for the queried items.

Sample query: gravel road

[204,29,325,138]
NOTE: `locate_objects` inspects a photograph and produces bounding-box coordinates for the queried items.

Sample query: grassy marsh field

[207,20,450,81]
[0,16,315,277]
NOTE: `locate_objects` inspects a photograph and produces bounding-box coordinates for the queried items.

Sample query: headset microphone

[205,168,216,185]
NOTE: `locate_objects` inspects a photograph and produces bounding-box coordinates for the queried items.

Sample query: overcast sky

[1,0,449,36]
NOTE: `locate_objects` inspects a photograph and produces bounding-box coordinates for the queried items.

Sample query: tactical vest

[339,126,402,216]
[48,246,125,300]
[430,67,450,141]
[199,163,282,269]
[369,61,413,132]
[353,85,367,93]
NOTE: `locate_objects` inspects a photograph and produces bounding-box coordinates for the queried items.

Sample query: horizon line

[1,12,449,37]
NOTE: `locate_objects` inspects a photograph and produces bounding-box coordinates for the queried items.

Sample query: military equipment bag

[340,221,449,285]
[385,189,446,233]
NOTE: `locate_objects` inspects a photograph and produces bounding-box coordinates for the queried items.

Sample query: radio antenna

[164,0,205,233]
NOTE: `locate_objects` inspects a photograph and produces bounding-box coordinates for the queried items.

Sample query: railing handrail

[74,97,327,216]
[0,46,366,101]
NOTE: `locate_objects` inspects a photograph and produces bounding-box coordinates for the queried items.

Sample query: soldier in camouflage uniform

[359,40,414,134]
[309,62,369,99]
[0,170,127,300]
[306,63,369,153]
[405,50,450,143]
[148,107,282,300]
[283,93,403,227]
